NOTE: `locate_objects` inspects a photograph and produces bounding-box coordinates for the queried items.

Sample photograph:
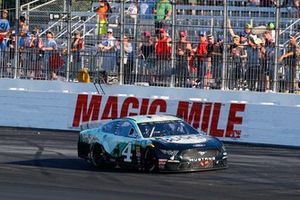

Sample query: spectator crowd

[0,0,300,93]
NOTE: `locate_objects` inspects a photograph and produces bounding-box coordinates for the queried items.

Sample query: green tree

[72,0,92,11]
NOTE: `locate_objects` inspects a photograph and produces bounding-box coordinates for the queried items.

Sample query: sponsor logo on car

[157,135,207,144]
[188,157,216,162]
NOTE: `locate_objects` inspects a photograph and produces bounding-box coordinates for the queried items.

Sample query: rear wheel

[144,149,158,172]
[90,144,106,168]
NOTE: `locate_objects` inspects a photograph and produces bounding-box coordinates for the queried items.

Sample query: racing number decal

[122,143,133,162]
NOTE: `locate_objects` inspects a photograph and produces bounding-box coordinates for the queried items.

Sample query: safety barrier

[0,78,300,147]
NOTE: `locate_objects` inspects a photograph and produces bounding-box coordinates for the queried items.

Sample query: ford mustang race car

[78,115,227,172]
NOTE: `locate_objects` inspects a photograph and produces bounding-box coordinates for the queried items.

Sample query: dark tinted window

[138,120,199,138]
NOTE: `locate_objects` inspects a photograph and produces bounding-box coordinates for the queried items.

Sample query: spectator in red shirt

[154,28,172,85]
[194,33,208,88]
[155,28,171,59]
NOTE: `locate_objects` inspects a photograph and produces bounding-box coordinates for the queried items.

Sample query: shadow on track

[6,158,224,175]
[5,158,165,174]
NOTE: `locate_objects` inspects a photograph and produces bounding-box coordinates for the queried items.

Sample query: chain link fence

[0,0,300,93]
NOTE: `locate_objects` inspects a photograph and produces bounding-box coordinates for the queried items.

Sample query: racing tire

[144,149,158,173]
[90,144,106,168]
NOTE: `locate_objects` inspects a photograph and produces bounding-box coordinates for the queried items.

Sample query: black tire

[90,144,106,168]
[144,149,158,172]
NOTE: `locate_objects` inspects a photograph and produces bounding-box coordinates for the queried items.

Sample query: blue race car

[78,115,227,172]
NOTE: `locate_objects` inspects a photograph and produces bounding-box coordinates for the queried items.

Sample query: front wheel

[144,149,158,172]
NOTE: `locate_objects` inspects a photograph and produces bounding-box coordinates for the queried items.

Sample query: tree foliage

[72,0,93,11]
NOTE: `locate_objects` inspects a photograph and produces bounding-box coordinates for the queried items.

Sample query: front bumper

[158,157,227,172]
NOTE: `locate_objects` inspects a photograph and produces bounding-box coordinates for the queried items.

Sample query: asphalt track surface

[0,128,300,200]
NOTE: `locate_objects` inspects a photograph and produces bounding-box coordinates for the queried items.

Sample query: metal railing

[0,45,298,92]
[55,16,82,40]
[1,0,300,94]
[20,0,58,12]
[38,14,68,37]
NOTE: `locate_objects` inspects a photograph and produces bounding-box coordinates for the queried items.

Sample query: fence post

[63,0,67,12]
[170,0,176,87]
[221,0,228,90]
[14,0,20,79]
[119,0,125,85]
[210,18,214,36]
[134,0,139,84]
[66,0,72,81]
[273,0,281,92]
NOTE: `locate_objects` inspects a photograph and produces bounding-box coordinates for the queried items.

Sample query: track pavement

[0,127,299,200]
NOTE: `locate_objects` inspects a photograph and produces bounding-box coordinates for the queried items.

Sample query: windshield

[138,120,199,138]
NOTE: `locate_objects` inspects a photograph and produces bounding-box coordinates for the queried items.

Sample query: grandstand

[0,0,300,93]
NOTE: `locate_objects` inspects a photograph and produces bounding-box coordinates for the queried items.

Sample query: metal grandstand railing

[1,0,300,94]
[281,18,300,35]
[20,0,59,29]
[38,14,68,37]
[20,0,57,12]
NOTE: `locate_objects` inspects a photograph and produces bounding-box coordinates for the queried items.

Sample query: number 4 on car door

[122,142,132,162]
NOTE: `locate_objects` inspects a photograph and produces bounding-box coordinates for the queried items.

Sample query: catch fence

[0,0,300,93]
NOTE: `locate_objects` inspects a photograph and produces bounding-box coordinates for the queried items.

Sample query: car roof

[126,115,181,123]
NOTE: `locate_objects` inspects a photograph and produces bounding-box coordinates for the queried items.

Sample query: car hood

[150,134,222,150]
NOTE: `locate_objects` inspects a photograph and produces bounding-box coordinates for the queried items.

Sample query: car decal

[155,135,207,144]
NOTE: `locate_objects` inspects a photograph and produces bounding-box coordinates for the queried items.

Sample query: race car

[78,115,227,172]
